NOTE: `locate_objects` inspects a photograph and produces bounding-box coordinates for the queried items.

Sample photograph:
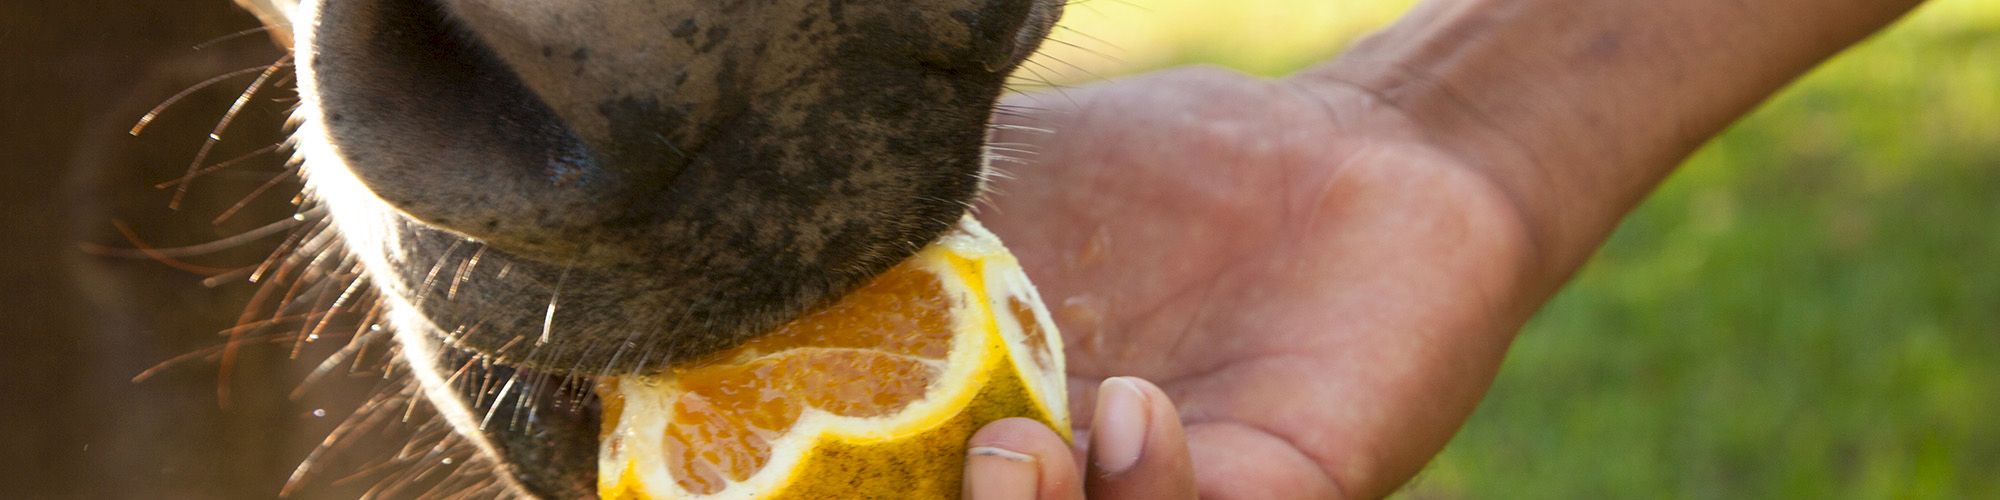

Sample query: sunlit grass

[1029,0,2000,497]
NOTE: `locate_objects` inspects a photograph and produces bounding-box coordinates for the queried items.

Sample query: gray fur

[283,0,1062,496]
[296,0,1059,373]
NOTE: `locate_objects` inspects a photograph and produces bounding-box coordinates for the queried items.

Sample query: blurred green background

[1031,0,2000,497]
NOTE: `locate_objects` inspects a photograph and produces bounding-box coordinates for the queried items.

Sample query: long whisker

[192,25,277,51]
[130,65,276,136]
[539,266,573,346]
[292,304,383,400]
[1053,25,1122,53]
[213,166,300,225]
[95,220,237,275]
[80,214,302,259]
[154,143,283,189]
[169,55,294,209]
[1040,36,1124,65]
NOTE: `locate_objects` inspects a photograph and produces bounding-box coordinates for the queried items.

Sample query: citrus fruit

[597,217,1069,499]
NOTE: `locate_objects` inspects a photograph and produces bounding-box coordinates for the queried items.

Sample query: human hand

[960,0,1926,494]
[961,66,1545,499]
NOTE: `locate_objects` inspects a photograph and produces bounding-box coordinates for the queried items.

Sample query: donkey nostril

[306,0,1070,267]
[1009,0,1066,70]
[298,0,1063,374]
[302,0,654,264]
[964,0,1068,73]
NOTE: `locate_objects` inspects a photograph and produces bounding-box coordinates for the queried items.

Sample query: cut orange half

[598,218,1068,499]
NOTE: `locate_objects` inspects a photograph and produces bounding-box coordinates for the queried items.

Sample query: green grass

[1033,1,2000,497]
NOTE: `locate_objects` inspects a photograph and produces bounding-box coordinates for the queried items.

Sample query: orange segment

[1008,297,1056,373]
[644,259,957,493]
[599,218,1067,500]
[718,264,956,361]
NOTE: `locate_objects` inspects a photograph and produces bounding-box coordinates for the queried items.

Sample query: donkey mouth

[287,0,1063,496]
[297,0,1062,376]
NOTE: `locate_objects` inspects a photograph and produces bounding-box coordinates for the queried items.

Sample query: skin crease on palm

[980,68,1535,500]
[964,0,1931,497]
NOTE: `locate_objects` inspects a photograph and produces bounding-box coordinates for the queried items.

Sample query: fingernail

[965,445,1038,500]
[1090,377,1149,475]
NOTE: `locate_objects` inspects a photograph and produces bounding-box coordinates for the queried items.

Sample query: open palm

[971,67,1544,499]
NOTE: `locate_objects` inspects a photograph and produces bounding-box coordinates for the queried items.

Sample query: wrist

[1296,0,1928,287]
[1287,62,1579,298]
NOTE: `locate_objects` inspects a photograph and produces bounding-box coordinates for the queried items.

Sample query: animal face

[263,0,1061,496]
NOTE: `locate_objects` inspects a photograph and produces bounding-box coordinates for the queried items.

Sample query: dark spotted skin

[288,0,1062,496]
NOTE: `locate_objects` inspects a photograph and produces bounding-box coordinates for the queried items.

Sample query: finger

[1086,377,1197,499]
[965,417,1086,500]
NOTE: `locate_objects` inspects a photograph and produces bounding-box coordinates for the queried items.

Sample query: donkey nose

[296,0,1065,372]
[301,0,1061,265]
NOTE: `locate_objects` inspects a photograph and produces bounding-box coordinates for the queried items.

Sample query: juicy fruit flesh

[600,220,1067,499]
[641,261,961,494]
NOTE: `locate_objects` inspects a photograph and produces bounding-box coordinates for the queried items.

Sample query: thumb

[1086,376,1196,499]
[964,417,1086,500]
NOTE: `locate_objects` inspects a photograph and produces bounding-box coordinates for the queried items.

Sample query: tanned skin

[959,0,1931,498]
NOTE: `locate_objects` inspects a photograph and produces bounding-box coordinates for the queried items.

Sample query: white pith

[598,218,1068,499]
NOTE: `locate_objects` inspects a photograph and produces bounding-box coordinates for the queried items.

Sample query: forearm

[1302,0,1925,284]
